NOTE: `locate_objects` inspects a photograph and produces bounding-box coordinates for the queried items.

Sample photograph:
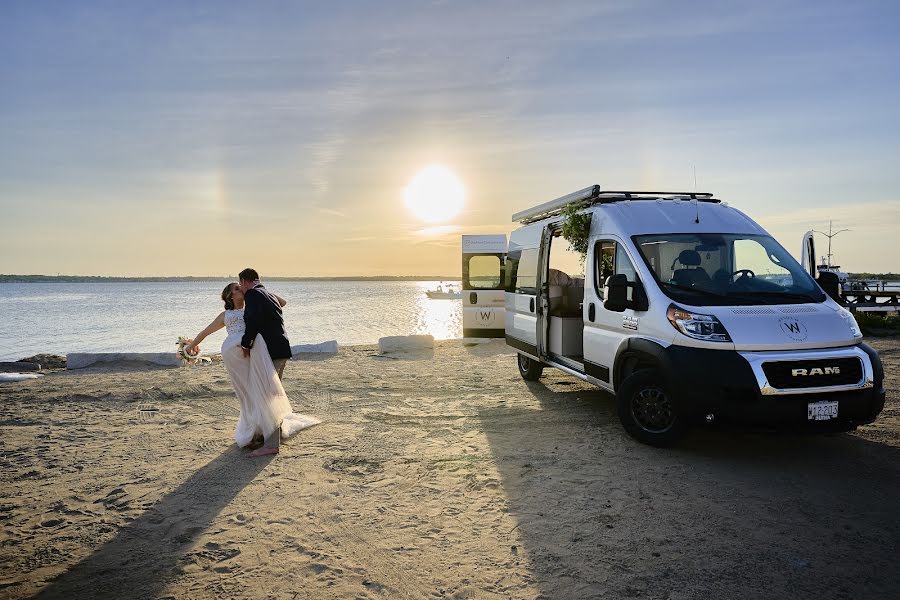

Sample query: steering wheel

[732,269,755,282]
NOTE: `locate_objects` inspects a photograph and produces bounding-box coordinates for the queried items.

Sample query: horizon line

[0,274,464,281]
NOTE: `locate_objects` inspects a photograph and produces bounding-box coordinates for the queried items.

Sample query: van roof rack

[512,185,720,224]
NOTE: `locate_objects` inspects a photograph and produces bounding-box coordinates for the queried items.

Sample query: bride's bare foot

[250,425,280,457]
[249,446,279,457]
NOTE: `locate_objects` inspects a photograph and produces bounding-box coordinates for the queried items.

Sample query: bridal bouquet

[176,336,207,365]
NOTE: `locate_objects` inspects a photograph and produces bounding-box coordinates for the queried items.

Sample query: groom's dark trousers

[273,359,287,380]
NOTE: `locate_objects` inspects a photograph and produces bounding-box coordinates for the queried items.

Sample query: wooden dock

[842,289,900,313]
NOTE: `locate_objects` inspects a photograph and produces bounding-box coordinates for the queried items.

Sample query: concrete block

[290,340,338,357]
[378,335,434,353]
[66,353,182,369]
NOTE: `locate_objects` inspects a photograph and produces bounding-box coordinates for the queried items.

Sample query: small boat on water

[425,283,462,299]
[816,262,850,290]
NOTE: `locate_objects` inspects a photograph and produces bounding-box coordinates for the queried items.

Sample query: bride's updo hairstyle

[222,283,237,310]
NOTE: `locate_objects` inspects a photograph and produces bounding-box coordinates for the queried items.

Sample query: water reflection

[412,281,462,340]
[0,280,465,360]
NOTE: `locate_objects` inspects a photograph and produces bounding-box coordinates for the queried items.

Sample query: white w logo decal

[779,318,808,341]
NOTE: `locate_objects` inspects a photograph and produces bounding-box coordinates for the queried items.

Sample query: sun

[404,165,466,223]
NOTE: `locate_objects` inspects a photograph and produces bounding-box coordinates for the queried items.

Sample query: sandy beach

[1,338,898,599]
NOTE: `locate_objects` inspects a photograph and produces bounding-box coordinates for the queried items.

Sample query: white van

[462,186,885,446]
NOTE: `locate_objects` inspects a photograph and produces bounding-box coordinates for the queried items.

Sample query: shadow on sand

[368,349,436,361]
[33,447,270,600]
[290,353,339,362]
[480,378,900,599]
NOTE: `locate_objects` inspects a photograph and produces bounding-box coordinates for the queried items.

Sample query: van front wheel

[517,354,544,381]
[616,369,687,447]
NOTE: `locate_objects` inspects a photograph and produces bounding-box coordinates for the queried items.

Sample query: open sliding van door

[503,224,545,360]
[801,231,816,279]
[803,230,841,301]
[462,235,507,338]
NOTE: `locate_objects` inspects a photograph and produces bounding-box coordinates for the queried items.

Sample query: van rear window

[465,255,503,290]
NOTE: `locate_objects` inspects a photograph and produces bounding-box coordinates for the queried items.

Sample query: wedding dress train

[220,309,320,447]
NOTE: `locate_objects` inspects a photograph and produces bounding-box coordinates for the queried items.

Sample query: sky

[1,0,898,276]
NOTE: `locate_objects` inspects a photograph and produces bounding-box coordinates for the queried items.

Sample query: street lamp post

[813,220,850,268]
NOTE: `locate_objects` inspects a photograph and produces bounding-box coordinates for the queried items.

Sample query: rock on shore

[20,354,67,370]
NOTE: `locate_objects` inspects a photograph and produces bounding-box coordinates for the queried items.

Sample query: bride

[184,283,320,456]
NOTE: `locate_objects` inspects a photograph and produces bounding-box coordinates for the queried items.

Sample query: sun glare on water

[404,165,465,223]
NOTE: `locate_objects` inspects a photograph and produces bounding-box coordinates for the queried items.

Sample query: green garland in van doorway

[560,204,592,264]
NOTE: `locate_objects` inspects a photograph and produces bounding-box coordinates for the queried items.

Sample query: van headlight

[667,304,732,342]
[838,308,863,339]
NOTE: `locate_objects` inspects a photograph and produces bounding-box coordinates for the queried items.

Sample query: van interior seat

[548,269,584,317]
[671,249,710,287]
[673,267,710,287]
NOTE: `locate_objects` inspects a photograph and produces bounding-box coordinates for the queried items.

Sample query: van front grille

[762,357,863,389]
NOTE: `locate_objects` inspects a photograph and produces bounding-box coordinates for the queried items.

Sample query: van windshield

[633,233,825,306]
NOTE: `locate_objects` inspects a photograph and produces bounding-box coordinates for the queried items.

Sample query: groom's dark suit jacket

[241,284,292,360]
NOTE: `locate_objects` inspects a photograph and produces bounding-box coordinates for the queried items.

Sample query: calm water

[2,280,897,362]
[0,281,462,361]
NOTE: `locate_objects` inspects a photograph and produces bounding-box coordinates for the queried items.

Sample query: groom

[239,267,292,454]
[238,267,292,376]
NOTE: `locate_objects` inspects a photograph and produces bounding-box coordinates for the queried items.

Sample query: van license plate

[807,401,838,421]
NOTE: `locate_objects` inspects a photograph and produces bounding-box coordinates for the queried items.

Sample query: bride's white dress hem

[221,309,320,447]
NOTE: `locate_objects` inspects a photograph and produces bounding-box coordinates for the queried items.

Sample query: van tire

[517,354,544,381]
[616,369,687,447]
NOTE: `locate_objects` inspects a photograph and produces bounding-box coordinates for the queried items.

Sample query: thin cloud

[755,200,900,272]
[414,225,462,237]
[757,199,900,231]
[317,207,347,218]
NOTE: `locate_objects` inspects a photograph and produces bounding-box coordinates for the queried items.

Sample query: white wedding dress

[221,309,320,447]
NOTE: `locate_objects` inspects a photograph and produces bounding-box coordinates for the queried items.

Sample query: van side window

[504,249,519,292]
[594,240,639,302]
[594,241,616,299]
[465,255,503,290]
[506,248,538,294]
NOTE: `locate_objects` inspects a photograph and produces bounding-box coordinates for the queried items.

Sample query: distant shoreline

[0,275,462,283]
[5,273,897,283]
[849,273,900,282]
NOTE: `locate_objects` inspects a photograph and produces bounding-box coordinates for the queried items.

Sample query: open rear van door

[462,235,507,338]
[801,230,816,278]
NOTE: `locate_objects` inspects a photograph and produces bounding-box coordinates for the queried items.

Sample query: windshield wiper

[721,290,821,305]
[751,291,822,302]
[659,282,725,297]
[659,282,822,304]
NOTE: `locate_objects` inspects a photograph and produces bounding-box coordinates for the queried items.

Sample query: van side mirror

[816,271,842,302]
[604,274,628,312]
